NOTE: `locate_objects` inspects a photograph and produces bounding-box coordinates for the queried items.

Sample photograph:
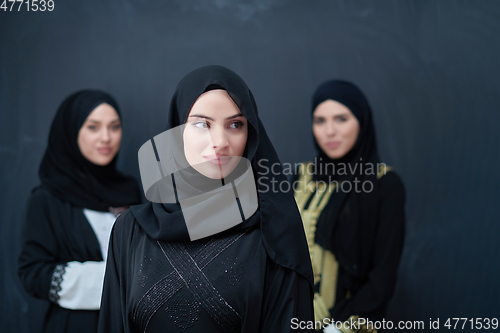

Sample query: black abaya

[99,209,313,333]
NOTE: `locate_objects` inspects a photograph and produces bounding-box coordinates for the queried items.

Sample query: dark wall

[1,1,499,331]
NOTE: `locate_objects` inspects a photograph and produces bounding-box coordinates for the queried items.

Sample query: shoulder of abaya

[30,185,67,207]
[113,205,139,232]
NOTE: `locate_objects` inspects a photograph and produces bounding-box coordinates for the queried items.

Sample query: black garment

[99,209,313,333]
[301,80,405,321]
[18,187,103,332]
[98,66,314,332]
[39,90,141,212]
[296,168,405,323]
[329,171,405,322]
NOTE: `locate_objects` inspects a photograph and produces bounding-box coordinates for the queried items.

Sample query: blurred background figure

[17,90,141,333]
[294,80,404,332]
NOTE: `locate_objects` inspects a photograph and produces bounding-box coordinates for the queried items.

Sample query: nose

[100,128,111,142]
[210,126,229,150]
[325,121,337,136]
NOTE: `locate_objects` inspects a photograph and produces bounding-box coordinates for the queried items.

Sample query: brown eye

[313,118,324,124]
[229,121,244,129]
[88,125,98,131]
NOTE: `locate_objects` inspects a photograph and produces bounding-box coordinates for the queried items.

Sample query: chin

[200,171,223,179]
[91,157,114,166]
[192,165,222,179]
[324,151,347,160]
[195,164,238,180]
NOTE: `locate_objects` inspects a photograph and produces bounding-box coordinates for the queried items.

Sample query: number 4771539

[444,318,498,330]
[1,0,55,12]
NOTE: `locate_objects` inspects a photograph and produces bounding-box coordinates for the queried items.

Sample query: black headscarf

[131,65,313,284]
[39,90,141,212]
[311,80,381,278]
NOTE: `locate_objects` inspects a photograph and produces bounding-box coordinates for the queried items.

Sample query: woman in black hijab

[98,65,314,333]
[293,80,405,331]
[18,90,141,333]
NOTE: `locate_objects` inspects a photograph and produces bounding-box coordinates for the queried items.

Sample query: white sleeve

[57,261,106,310]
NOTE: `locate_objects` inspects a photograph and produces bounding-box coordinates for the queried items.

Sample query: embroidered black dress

[99,208,312,333]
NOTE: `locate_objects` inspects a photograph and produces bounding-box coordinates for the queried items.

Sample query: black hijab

[39,90,141,212]
[311,80,381,277]
[131,65,313,284]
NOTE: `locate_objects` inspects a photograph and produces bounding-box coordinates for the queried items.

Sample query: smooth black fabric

[99,65,314,332]
[329,172,405,323]
[306,80,405,321]
[39,90,141,212]
[18,187,103,333]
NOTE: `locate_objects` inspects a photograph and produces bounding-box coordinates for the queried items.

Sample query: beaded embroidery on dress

[133,231,246,333]
[136,256,166,288]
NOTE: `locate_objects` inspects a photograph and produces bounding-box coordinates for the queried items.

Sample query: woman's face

[77,103,122,166]
[183,89,248,179]
[313,99,360,159]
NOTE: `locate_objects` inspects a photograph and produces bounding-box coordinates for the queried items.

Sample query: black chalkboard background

[1,1,499,332]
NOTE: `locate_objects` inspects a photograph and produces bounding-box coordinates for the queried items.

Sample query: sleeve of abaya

[334,171,405,321]
[260,259,315,333]
[18,190,63,301]
[98,212,138,333]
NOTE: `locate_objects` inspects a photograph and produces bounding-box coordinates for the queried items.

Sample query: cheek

[312,125,323,143]
[113,130,123,146]
[77,131,95,153]
[183,129,208,155]
[344,122,360,146]
[232,130,248,156]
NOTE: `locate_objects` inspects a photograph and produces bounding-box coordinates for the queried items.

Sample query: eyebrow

[86,119,121,123]
[189,113,244,121]
[313,113,350,119]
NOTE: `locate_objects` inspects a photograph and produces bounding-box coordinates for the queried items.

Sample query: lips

[204,155,232,165]
[325,141,341,149]
[97,147,113,155]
